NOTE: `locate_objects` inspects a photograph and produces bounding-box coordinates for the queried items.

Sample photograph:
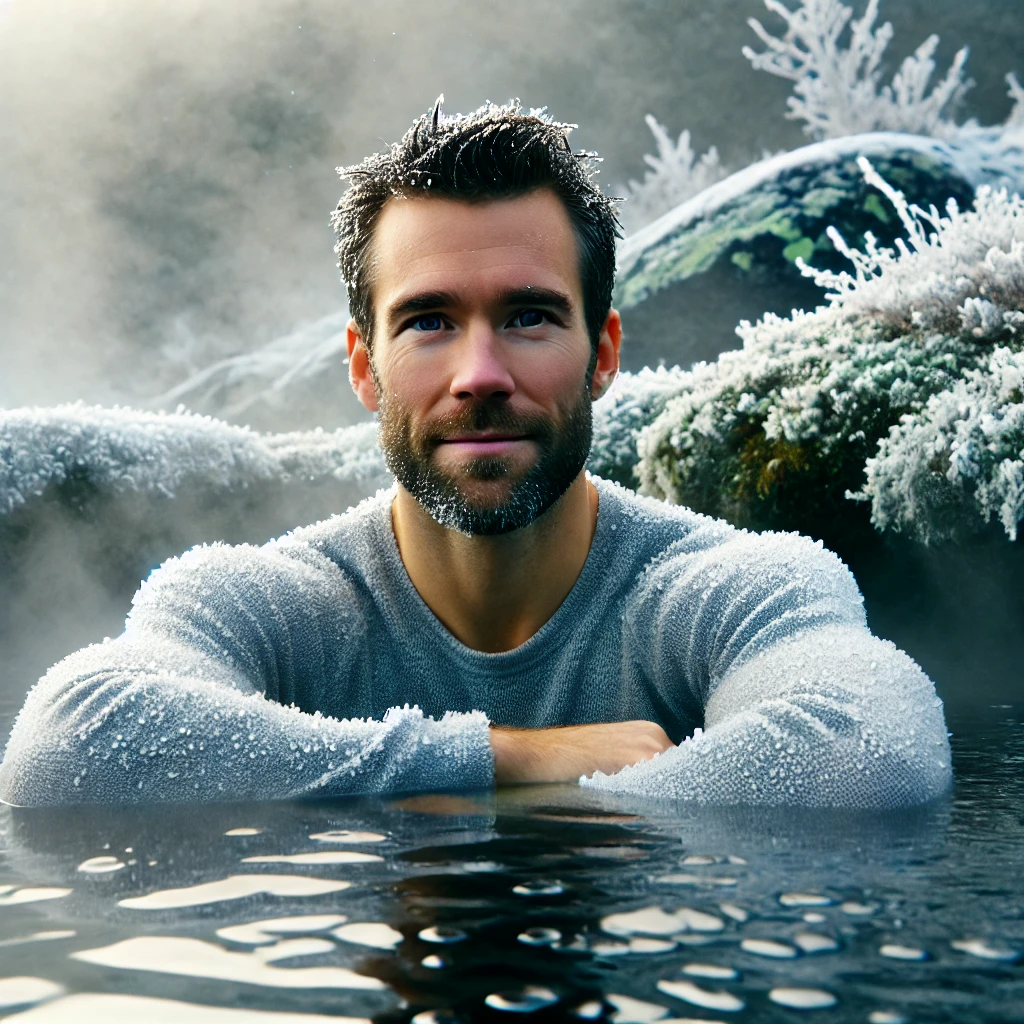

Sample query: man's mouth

[437,433,534,455]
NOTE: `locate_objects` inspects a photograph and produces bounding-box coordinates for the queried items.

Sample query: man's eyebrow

[386,287,577,330]
[498,287,575,318]
[385,291,459,328]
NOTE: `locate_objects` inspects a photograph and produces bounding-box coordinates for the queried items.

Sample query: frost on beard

[626,159,1024,545]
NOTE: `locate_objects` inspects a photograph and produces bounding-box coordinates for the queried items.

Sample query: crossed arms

[0,530,952,808]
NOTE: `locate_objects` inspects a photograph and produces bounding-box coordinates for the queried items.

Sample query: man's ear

[347,319,380,413]
[590,308,622,401]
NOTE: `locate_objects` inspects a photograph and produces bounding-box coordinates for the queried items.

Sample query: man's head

[332,99,622,536]
[332,98,620,352]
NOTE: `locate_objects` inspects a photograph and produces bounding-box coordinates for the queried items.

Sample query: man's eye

[410,314,445,332]
[509,309,547,328]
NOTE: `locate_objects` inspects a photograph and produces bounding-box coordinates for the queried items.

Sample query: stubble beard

[377,385,593,536]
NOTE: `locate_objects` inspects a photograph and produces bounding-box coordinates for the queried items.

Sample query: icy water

[0,708,1020,1024]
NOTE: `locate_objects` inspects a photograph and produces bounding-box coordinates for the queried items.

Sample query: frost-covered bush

[634,160,1024,544]
[588,366,691,485]
[617,117,732,233]
[743,0,1023,142]
[0,404,386,516]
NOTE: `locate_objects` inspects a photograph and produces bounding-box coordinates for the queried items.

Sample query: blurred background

[2,0,1021,423]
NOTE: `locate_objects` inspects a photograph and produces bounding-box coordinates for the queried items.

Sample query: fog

[2,0,1021,419]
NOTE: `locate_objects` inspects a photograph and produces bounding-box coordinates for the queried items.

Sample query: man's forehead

[371,189,582,300]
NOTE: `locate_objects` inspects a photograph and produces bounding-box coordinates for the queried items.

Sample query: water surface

[0,708,1020,1023]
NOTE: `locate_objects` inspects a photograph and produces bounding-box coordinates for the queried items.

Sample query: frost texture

[635,161,1024,543]
[0,404,387,516]
[618,116,732,233]
[744,0,974,140]
[588,366,692,485]
[0,480,950,808]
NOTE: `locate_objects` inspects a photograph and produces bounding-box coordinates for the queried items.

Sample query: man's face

[347,188,618,535]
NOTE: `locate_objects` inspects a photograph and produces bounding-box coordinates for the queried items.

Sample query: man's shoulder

[594,476,856,588]
[592,475,735,565]
[131,488,394,614]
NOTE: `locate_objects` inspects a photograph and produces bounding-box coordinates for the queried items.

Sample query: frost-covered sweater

[0,477,951,808]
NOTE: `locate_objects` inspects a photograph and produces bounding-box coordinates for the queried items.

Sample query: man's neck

[390,473,599,653]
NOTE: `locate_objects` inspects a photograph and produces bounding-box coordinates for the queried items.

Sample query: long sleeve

[0,539,493,807]
[584,528,952,808]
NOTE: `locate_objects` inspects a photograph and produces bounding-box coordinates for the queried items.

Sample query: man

[0,100,950,808]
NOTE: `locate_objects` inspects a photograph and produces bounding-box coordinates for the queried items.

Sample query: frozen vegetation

[0,404,386,517]
[617,117,733,234]
[621,0,1023,228]
[624,160,1024,543]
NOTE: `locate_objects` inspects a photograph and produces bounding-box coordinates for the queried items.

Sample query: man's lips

[436,434,534,455]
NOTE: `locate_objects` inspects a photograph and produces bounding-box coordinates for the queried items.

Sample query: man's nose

[449,322,516,400]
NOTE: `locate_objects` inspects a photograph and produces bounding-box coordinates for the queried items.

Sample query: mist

[2,0,1021,419]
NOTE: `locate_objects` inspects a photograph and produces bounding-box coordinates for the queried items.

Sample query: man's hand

[490,721,674,785]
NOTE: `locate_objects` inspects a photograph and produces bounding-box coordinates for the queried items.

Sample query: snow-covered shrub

[617,116,731,233]
[0,404,386,516]
[588,366,691,485]
[744,0,971,140]
[634,160,1024,543]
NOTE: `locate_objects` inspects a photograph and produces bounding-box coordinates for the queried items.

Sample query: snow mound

[0,404,387,517]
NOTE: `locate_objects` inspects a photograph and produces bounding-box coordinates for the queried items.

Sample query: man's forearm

[490,721,673,785]
[0,641,494,807]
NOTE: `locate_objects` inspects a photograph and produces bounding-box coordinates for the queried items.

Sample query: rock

[614,132,980,372]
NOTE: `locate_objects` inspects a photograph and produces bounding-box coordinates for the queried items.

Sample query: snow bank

[0,404,387,517]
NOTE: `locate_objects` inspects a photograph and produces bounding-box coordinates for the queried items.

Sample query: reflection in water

[4,992,370,1022]
[76,855,125,874]
[0,886,71,906]
[767,986,838,1009]
[72,935,386,989]
[0,977,64,1011]
[241,851,383,865]
[311,830,387,843]
[655,978,745,1012]
[0,713,1021,1022]
[333,922,404,950]
[118,874,352,909]
[216,915,348,947]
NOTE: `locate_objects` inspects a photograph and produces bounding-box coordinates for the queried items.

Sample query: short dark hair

[331,97,621,350]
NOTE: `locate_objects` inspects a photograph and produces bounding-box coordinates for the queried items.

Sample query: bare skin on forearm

[490,720,674,785]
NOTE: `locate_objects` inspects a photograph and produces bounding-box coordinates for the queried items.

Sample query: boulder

[614,132,980,372]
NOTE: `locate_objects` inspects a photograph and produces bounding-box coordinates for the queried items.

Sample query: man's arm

[581,530,953,808]
[0,540,492,806]
[490,721,673,784]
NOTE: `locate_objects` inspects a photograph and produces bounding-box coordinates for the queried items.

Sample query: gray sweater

[0,478,952,808]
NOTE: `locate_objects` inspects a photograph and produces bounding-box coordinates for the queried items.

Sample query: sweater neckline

[377,476,619,665]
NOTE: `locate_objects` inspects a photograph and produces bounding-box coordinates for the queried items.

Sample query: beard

[377,385,593,536]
